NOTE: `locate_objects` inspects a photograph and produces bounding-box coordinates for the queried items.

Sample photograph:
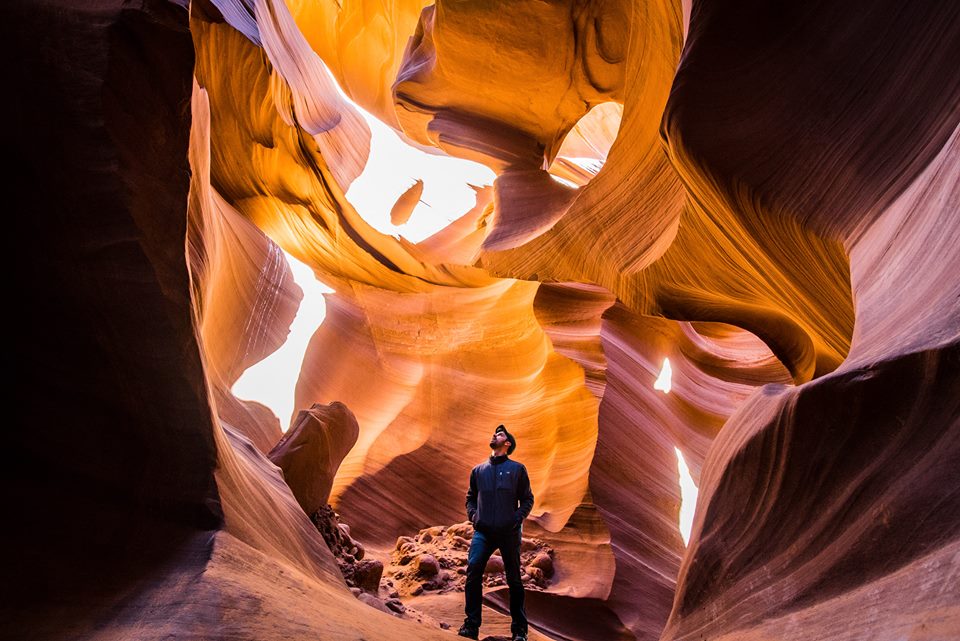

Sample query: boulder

[447,522,474,539]
[417,554,440,576]
[385,598,406,614]
[357,593,391,615]
[484,555,504,574]
[267,402,360,515]
[352,559,384,593]
[530,552,553,577]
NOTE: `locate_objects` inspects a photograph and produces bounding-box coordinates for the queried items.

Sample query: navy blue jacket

[465,455,534,533]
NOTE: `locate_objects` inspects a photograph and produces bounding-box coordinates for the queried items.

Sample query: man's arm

[514,465,534,526]
[465,467,478,523]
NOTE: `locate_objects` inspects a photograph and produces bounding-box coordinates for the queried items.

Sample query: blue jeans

[464,528,527,635]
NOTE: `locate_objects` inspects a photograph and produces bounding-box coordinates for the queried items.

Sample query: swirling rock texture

[10,0,959,640]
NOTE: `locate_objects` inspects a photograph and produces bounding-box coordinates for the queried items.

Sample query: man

[458,425,535,641]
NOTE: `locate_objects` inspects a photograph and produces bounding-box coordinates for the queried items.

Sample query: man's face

[490,430,508,450]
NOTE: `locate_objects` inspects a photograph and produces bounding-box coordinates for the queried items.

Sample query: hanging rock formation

[269,401,360,514]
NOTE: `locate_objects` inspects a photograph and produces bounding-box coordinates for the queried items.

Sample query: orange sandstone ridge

[8,0,959,640]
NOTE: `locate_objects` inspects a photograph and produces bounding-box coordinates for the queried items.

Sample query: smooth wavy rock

[495,284,789,641]
[587,308,791,641]
[188,79,303,450]
[444,0,854,384]
[8,2,448,640]
[476,0,687,285]
[660,0,960,637]
[285,0,434,129]
[395,1,628,160]
[295,279,598,540]
[534,282,617,400]
[192,0,495,293]
[663,127,960,641]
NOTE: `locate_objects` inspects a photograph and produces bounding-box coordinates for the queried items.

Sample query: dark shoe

[512,633,528,641]
[457,624,479,639]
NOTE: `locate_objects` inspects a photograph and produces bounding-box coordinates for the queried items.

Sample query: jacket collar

[489,454,510,465]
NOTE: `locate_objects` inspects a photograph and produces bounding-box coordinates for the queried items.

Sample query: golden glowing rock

[286,0,434,129]
[297,278,598,539]
[390,179,424,226]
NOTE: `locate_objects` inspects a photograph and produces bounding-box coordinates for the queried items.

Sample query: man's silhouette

[459,425,534,641]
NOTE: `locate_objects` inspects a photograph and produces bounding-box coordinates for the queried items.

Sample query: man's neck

[490,449,509,458]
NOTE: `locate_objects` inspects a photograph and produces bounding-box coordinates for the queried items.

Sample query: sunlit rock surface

[12,0,959,639]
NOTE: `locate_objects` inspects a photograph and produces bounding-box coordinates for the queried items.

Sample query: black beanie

[496,424,517,455]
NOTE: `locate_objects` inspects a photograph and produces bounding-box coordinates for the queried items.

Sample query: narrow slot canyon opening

[548,102,623,188]
[325,77,495,244]
[675,448,698,546]
[231,250,334,431]
[344,106,496,243]
[652,355,698,546]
